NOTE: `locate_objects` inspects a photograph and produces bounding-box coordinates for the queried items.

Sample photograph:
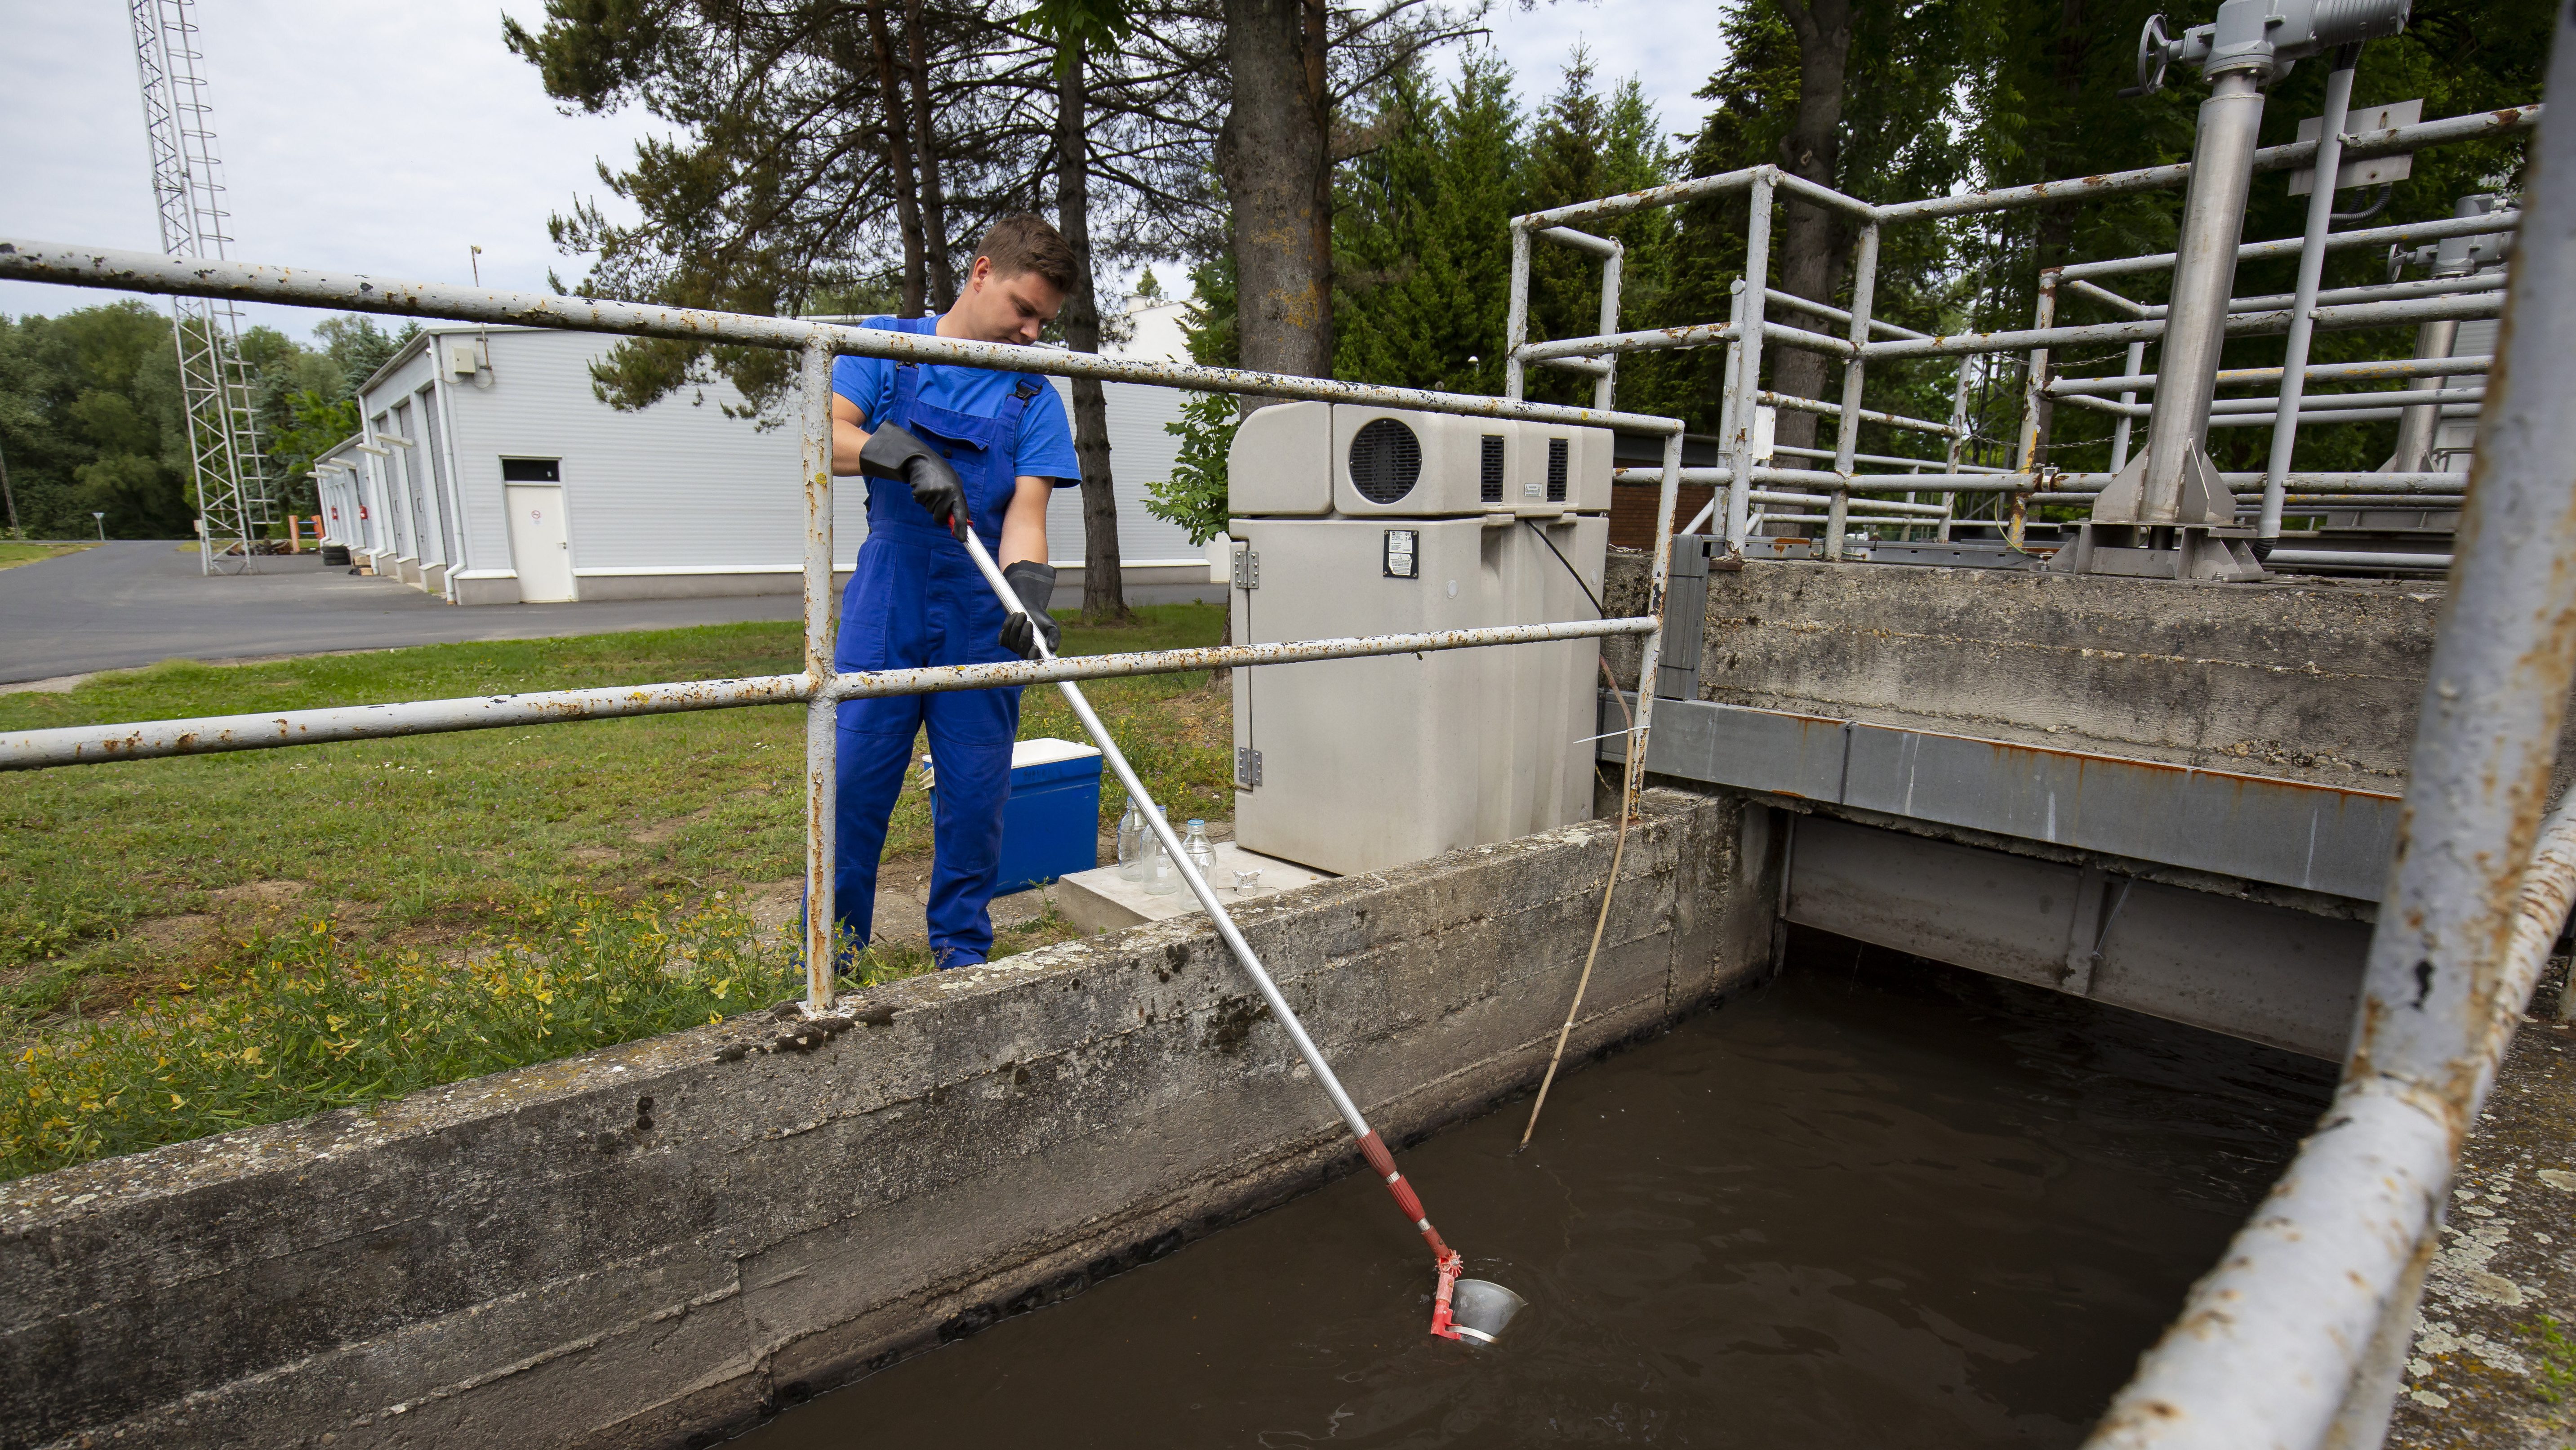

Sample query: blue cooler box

[991,738,1104,895]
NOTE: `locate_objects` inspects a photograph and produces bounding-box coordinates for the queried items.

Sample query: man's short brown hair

[975,213,1079,292]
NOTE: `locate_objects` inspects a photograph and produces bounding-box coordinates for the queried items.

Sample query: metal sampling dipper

[957,526,1524,1346]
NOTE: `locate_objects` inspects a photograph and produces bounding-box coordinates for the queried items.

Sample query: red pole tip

[1430,1249,1466,1341]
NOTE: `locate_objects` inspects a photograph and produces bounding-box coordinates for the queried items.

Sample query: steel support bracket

[2050,445,2268,582]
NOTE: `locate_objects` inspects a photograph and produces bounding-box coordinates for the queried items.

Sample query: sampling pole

[955,527,1477,1338]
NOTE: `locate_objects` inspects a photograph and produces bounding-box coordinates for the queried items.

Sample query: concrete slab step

[1055,843,1333,935]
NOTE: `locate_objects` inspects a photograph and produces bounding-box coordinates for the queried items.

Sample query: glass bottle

[1141,835,1178,895]
[1181,819,1216,883]
[1116,798,1148,880]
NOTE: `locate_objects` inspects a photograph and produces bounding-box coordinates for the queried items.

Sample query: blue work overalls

[833,356,1045,968]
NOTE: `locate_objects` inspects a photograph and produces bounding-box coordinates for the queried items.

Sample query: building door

[505,482,577,602]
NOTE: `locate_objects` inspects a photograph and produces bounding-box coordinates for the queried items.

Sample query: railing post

[2109,340,2148,471]
[1628,429,1686,772]
[1940,362,1969,541]
[2260,49,2361,546]
[1718,284,1746,548]
[798,339,839,1014]
[1505,223,1531,403]
[1594,243,1624,412]
[2015,268,2058,478]
[1726,169,1775,555]
[1825,222,1880,560]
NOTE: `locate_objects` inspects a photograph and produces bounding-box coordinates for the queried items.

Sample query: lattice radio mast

[131,0,274,575]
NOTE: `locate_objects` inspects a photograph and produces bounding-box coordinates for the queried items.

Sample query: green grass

[0,606,1229,1030]
[0,605,1227,1180]
[0,541,98,570]
[3,892,804,1178]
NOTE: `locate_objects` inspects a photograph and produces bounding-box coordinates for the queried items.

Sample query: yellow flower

[240,1046,263,1065]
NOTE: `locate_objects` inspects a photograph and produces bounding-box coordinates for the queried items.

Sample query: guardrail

[0,238,1686,1013]
[1503,102,2539,557]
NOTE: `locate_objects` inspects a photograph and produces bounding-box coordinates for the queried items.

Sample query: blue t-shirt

[831,316,1081,486]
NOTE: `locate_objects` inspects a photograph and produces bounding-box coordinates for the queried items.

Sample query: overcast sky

[0,0,1726,341]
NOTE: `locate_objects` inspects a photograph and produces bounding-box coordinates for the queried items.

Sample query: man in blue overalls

[831,214,1082,969]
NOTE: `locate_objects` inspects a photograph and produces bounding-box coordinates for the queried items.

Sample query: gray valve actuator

[2132,0,2411,93]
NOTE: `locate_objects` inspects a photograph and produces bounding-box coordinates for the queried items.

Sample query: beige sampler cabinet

[1222,401,1615,875]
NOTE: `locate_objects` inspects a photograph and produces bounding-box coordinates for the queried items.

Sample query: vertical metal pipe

[1505,224,1531,404]
[2260,53,2360,543]
[1729,170,1776,553]
[1825,223,1881,560]
[797,339,838,1013]
[2140,70,2269,522]
[2015,270,2058,475]
[1629,430,1686,758]
[2389,318,2460,471]
[2084,36,2576,1443]
[1594,244,1624,412]
[1719,285,1748,549]
[2110,340,2149,471]
[1940,362,1970,541]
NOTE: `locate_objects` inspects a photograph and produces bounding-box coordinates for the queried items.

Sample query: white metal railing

[0,238,1689,1014]
[1505,102,2539,558]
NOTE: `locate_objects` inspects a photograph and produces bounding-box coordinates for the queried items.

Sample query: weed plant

[0,608,1227,1026]
[2,892,810,1180]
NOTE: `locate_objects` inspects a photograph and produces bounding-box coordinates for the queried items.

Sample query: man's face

[954,256,1067,346]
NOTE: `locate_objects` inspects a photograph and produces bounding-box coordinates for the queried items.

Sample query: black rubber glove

[999,560,1061,660]
[857,422,968,541]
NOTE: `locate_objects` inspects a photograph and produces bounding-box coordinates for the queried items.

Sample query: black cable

[1522,519,1606,618]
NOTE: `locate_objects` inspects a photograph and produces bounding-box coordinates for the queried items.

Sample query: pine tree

[1333,49,1524,394]
[1512,48,1676,410]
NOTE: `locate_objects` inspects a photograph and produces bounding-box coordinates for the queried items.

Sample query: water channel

[741,929,2336,1448]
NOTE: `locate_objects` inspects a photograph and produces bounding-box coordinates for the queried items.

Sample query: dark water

[740,931,2335,1449]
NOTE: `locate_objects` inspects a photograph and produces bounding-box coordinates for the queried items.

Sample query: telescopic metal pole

[2259,48,2361,545]
[954,527,1464,1285]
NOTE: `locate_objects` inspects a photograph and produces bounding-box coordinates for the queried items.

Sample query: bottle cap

[1188,819,1204,830]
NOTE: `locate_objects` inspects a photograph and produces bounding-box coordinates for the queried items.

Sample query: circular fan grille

[1347,418,1423,505]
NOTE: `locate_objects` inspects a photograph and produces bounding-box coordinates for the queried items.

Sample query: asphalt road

[0,542,1225,684]
[0,542,802,684]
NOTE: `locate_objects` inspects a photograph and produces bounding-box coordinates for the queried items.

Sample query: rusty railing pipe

[2084,37,2576,1445]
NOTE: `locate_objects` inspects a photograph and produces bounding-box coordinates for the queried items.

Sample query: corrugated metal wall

[361,328,1208,585]
[1040,377,1203,567]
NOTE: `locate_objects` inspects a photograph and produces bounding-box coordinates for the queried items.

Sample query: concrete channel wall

[0,792,1775,1450]
[1604,551,2458,789]
[1593,552,2528,1062]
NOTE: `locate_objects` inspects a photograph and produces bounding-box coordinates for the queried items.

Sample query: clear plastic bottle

[1116,798,1148,880]
[1181,819,1216,883]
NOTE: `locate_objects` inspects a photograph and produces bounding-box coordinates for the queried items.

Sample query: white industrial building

[313,306,1211,606]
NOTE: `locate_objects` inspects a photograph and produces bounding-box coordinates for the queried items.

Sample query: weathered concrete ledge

[0,790,1775,1450]
[2387,970,2576,1450]
[1599,553,2559,793]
